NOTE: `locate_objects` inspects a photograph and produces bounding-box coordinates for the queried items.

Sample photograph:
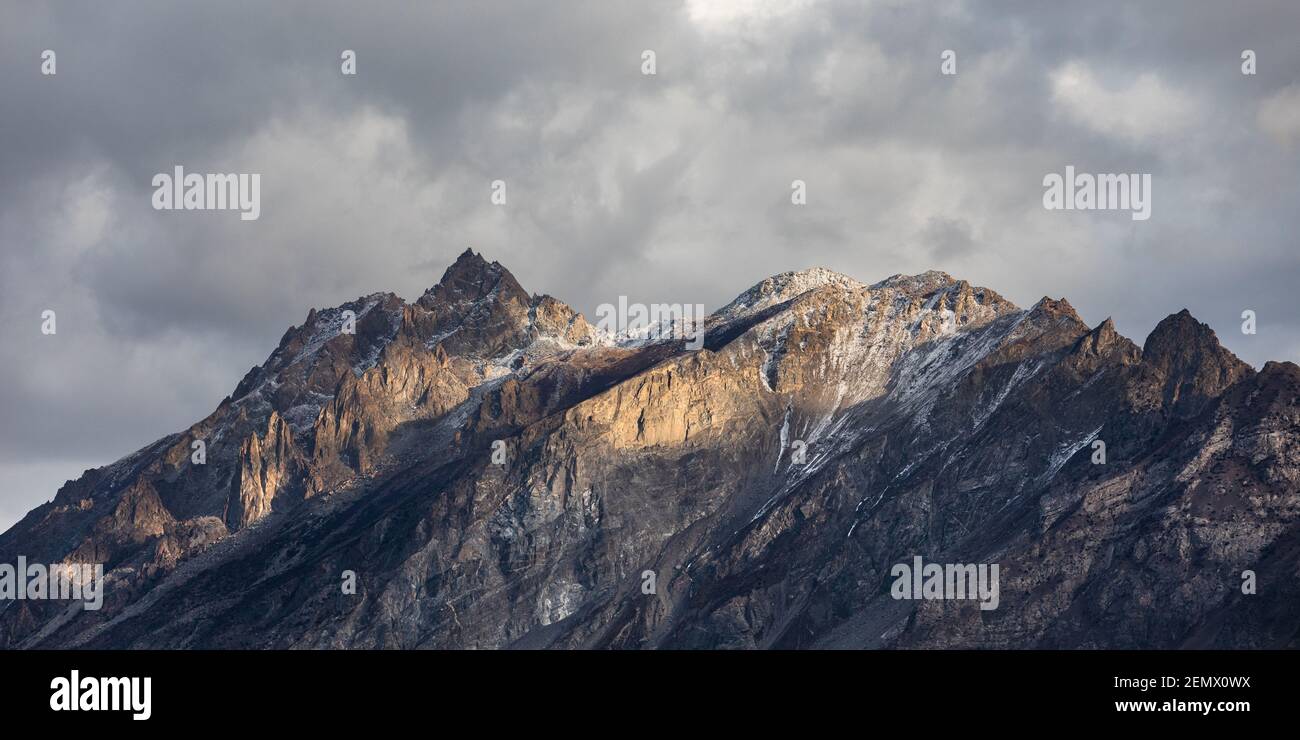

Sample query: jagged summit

[1142,308,1249,375]
[870,269,957,292]
[717,266,1009,324]
[868,270,1016,318]
[1065,316,1141,367]
[418,248,525,309]
[1022,296,1088,335]
[1138,308,1253,415]
[716,267,866,320]
[411,249,600,360]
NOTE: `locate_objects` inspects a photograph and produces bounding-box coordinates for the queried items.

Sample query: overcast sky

[2,0,1298,530]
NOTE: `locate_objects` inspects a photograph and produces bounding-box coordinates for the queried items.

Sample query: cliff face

[1,250,1296,649]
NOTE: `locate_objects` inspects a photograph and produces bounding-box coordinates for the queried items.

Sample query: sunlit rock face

[1,250,1296,650]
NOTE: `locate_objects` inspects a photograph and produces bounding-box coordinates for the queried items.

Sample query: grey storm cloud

[1,0,1298,529]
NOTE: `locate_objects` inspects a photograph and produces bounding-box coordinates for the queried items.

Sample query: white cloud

[685,0,815,32]
[1049,61,1197,144]
[1258,84,1300,149]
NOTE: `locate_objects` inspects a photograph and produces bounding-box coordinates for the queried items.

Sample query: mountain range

[2,249,1297,649]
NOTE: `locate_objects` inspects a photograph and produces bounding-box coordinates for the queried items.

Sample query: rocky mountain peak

[3,253,1293,652]
[1140,309,1253,415]
[716,267,866,320]
[1081,317,1128,353]
[419,248,527,310]
[1029,295,1078,319]
[1021,296,1090,338]
[1061,316,1142,374]
[870,269,958,295]
[1142,310,1249,376]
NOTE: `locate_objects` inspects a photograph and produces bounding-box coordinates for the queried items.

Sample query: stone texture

[0,252,1295,650]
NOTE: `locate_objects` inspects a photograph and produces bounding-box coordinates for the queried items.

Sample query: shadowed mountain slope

[2,251,1296,649]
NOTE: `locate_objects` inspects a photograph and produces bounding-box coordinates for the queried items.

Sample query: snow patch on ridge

[716,267,865,321]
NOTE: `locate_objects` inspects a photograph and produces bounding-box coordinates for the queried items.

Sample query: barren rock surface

[2,250,1295,649]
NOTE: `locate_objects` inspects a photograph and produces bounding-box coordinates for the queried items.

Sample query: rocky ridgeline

[1,250,1296,649]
